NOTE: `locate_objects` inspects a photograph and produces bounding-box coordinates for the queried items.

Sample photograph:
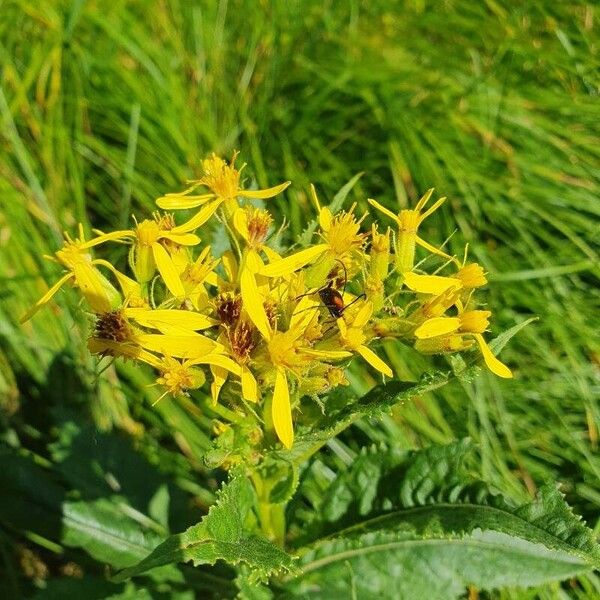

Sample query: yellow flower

[335,301,393,378]
[233,207,273,250]
[402,262,487,297]
[21,227,124,322]
[88,308,224,363]
[320,204,367,258]
[414,308,512,378]
[264,297,351,449]
[111,214,202,298]
[368,189,457,272]
[259,188,369,287]
[403,271,462,296]
[300,186,368,286]
[179,246,220,310]
[454,262,488,289]
[154,356,207,400]
[152,353,242,404]
[155,152,290,231]
[409,286,462,323]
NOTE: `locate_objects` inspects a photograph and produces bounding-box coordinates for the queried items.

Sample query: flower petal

[272,369,293,449]
[303,348,352,360]
[240,250,271,339]
[72,263,115,313]
[319,207,333,231]
[124,308,217,331]
[290,296,319,332]
[80,230,134,249]
[414,188,435,212]
[357,345,393,378]
[244,247,264,274]
[221,250,238,282]
[171,199,222,233]
[210,365,228,404]
[418,195,446,223]
[136,333,220,358]
[261,246,282,264]
[367,198,398,223]
[259,244,328,278]
[88,338,162,368]
[474,334,513,379]
[241,366,259,402]
[232,208,250,242]
[239,181,290,199]
[203,272,219,287]
[152,243,185,298]
[161,232,201,246]
[353,301,373,328]
[156,192,215,210]
[94,259,142,300]
[415,236,459,265]
[414,317,461,339]
[187,353,241,375]
[20,272,75,323]
[336,317,348,337]
[240,264,271,339]
[403,272,462,295]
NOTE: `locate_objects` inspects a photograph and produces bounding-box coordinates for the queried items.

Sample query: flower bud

[454,263,487,289]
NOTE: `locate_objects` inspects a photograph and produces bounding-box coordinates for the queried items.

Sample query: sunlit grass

[0,2,598,596]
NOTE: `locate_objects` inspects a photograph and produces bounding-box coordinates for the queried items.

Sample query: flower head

[414,306,512,378]
[20,227,123,322]
[369,189,458,272]
[22,154,515,459]
[155,152,290,231]
[155,357,206,400]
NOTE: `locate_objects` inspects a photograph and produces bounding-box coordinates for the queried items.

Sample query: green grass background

[1,1,599,597]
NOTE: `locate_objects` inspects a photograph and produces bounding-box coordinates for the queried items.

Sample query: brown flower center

[94,310,131,342]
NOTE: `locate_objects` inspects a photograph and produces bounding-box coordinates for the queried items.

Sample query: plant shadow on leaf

[48,410,198,534]
[1,351,239,597]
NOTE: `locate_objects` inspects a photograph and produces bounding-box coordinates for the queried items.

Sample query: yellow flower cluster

[22,153,512,450]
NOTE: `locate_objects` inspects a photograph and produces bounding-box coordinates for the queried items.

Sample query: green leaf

[114,471,293,582]
[281,441,600,599]
[278,321,529,467]
[0,445,169,571]
[488,316,537,355]
[283,374,452,466]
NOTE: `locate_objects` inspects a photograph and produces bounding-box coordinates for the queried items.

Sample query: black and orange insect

[297,259,365,320]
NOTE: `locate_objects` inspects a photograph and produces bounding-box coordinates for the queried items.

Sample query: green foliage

[0,1,598,598]
[282,319,533,467]
[114,471,293,582]
[282,441,600,599]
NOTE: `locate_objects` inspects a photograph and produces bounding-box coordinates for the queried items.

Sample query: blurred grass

[1,0,599,597]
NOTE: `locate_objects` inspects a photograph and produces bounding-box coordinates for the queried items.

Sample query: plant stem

[251,472,286,547]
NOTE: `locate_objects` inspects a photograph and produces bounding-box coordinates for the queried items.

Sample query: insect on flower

[296,260,365,321]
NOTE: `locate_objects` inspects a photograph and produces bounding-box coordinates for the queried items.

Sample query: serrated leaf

[114,471,293,582]
[281,441,600,599]
[277,321,527,467]
[283,374,452,465]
